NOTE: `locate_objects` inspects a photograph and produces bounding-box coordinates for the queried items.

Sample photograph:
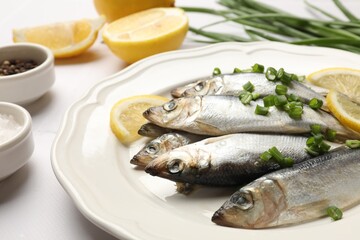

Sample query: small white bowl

[0,43,55,105]
[0,102,34,181]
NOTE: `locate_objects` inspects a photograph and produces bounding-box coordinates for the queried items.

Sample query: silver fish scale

[201,134,310,185]
[146,133,314,186]
[261,148,360,226]
[178,73,325,105]
[213,148,360,228]
[191,96,348,136]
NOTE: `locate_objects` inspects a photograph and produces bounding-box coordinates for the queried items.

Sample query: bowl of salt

[0,102,34,180]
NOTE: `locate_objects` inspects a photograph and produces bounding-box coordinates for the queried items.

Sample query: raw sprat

[117,63,360,229]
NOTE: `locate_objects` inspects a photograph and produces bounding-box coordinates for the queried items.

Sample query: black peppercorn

[0,59,38,76]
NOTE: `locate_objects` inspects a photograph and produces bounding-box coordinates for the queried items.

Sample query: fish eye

[230,191,253,210]
[167,159,184,174]
[145,143,159,154]
[194,82,204,91]
[163,100,177,112]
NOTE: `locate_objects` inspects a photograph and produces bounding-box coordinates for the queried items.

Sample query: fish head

[212,178,286,228]
[131,133,190,167]
[143,97,201,128]
[182,77,223,96]
[171,76,223,97]
[171,81,199,97]
[137,123,169,138]
[144,147,211,183]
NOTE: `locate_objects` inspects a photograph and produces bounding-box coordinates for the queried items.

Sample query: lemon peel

[110,95,169,145]
[102,7,188,64]
[307,67,360,103]
[13,16,105,58]
[326,90,360,133]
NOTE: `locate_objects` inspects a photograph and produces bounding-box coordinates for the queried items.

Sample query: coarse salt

[0,113,22,145]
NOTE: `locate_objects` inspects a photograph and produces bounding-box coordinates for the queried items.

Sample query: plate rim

[51,41,360,240]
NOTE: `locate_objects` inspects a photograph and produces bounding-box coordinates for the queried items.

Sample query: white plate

[51,42,360,240]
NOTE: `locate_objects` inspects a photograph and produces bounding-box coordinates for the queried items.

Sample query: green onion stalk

[182,0,360,53]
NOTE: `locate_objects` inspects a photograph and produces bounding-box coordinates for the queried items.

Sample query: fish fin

[194,119,223,135]
[175,182,198,195]
[287,199,330,219]
[321,105,330,113]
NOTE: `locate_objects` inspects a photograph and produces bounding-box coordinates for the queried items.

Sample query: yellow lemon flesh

[102,7,188,64]
[326,90,360,133]
[93,0,175,23]
[13,16,105,58]
[307,67,360,103]
[110,95,169,145]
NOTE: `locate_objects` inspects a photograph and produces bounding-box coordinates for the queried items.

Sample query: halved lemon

[110,95,169,145]
[13,16,105,58]
[307,67,360,103]
[93,0,175,22]
[102,7,188,64]
[326,90,360,133]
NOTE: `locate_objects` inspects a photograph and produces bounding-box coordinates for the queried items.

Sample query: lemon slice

[13,16,105,58]
[326,90,360,133]
[307,67,360,103]
[110,95,169,144]
[102,7,188,64]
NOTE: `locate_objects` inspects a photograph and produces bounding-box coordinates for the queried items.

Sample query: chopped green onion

[251,63,264,73]
[309,98,323,110]
[275,84,288,95]
[260,151,272,161]
[280,72,292,84]
[279,157,294,168]
[290,74,299,81]
[289,101,303,108]
[311,124,322,135]
[276,68,284,79]
[313,134,324,145]
[297,75,306,81]
[346,140,360,149]
[243,81,255,92]
[326,206,343,221]
[274,95,288,107]
[325,129,337,141]
[288,106,303,119]
[305,146,320,156]
[263,95,275,107]
[319,141,331,152]
[255,105,269,115]
[287,93,300,102]
[233,67,242,73]
[213,67,221,76]
[306,137,315,147]
[240,92,253,105]
[265,67,277,81]
[262,146,294,168]
[252,92,260,100]
[268,146,284,162]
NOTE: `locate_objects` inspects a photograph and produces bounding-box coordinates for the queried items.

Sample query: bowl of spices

[0,102,34,180]
[0,43,55,105]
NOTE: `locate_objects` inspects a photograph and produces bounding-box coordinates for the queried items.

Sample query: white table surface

[0,0,359,239]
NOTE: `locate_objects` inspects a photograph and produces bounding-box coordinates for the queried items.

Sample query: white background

[0,0,359,239]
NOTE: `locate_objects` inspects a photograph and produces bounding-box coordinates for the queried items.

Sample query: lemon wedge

[326,90,360,133]
[102,7,188,64]
[13,16,105,58]
[93,0,175,22]
[307,67,360,103]
[110,95,169,145]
